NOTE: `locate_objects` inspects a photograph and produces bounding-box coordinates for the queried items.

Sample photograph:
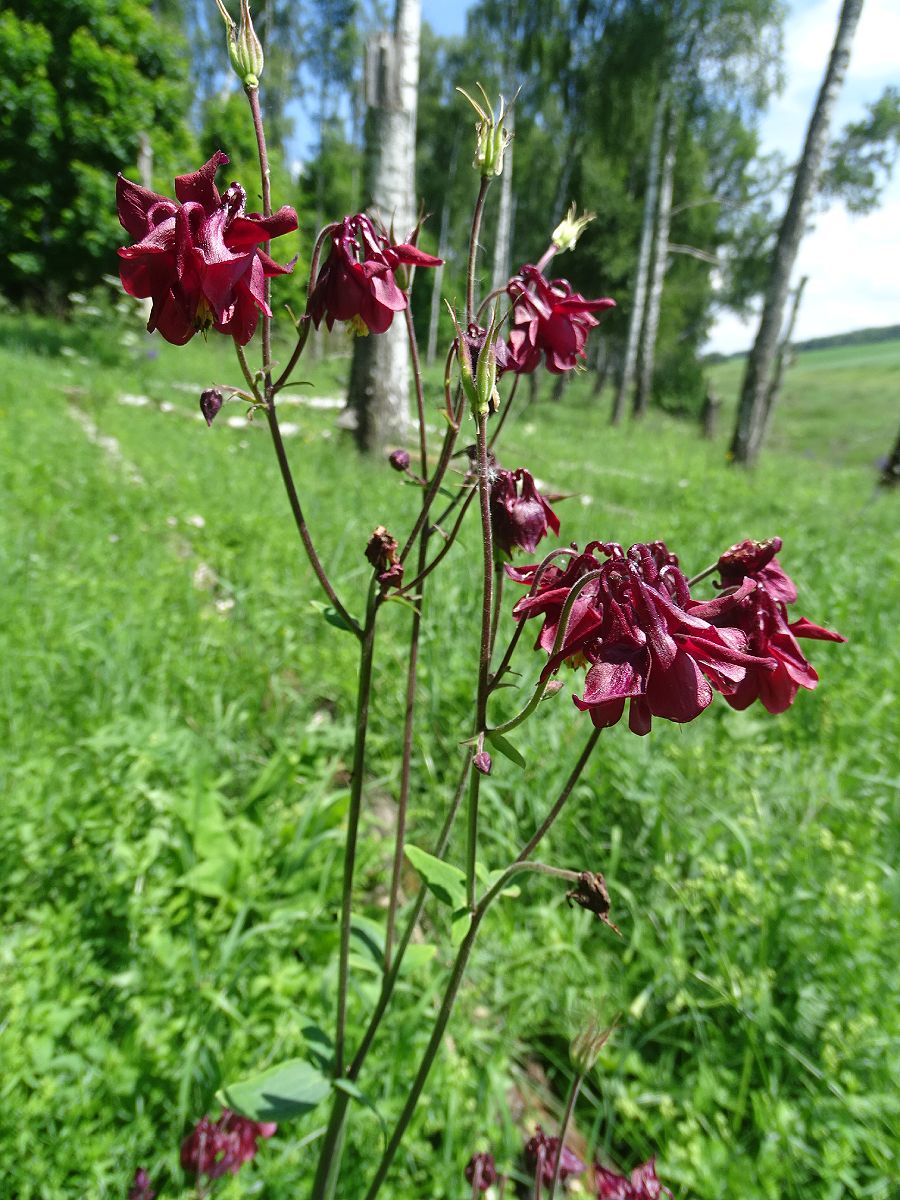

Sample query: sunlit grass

[1,313,898,1199]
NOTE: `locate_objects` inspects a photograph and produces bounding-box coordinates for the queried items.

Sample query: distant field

[1,312,898,1200]
[706,338,900,468]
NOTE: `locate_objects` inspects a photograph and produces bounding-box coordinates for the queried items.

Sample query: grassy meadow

[1,307,898,1200]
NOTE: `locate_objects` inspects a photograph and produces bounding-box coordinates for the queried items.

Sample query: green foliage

[822,85,900,215]
[1,316,898,1196]
[0,0,193,304]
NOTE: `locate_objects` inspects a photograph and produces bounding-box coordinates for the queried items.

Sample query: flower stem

[515,729,600,864]
[362,740,599,1199]
[466,176,491,325]
[488,569,604,737]
[310,754,472,1199]
[548,1073,584,1200]
[405,305,428,480]
[384,531,429,972]
[397,489,477,598]
[467,410,495,909]
[245,86,272,389]
[334,582,379,1078]
[263,404,362,639]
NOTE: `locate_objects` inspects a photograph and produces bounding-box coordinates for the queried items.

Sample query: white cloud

[707,0,900,353]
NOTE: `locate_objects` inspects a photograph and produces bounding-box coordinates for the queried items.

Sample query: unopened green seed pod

[457,84,514,179]
[215,0,264,89]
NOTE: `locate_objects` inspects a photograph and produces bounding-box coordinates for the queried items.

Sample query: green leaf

[451,906,472,946]
[397,943,438,973]
[309,600,359,636]
[404,844,466,909]
[301,1024,333,1072]
[219,1058,330,1121]
[486,731,526,768]
[350,913,385,967]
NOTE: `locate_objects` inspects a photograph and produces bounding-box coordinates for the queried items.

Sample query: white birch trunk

[634,104,677,418]
[348,0,421,453]
[759,273,808,446]
[731,0,864,465]
[611,85,667,425]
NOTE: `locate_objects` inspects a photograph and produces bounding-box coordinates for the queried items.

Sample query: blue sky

[290,0,898,350]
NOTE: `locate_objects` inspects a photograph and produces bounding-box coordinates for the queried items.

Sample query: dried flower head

[566,871,621,935]
[365,525,403,588]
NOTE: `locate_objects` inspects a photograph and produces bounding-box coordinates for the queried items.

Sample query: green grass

[1,311,898,1199]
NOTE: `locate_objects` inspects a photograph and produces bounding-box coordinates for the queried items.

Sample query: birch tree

[634,101,677,419]
[347,0,421,453]
[730,0,864,466]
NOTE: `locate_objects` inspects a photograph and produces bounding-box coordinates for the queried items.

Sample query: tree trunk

[490,103,515,294]
[758,273,808,447]
[425,132,458,366]
[730,0,864,466]
[347,0,421,454]
[879,422,900,488]
[611,85,667,425]
[634,101,677,419]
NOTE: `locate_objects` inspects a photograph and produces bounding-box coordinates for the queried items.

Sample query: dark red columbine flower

[309,213,442,335]
[127,1167,155,1200]
[595,1157,673,1199]
[504,265,615,375]
[525,1126,586,1189]
[716,537,797,603]
[510,541,776,735]
[117,151,298,346]
[490,467,561,558]
[706,538,845,713]
[465,1151,498,1192]
[180,1108,276,1180]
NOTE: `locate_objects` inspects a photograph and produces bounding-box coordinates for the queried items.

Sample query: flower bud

[551,203,596,254]
[200,387,224,426]
[215,0,264,89]
[388,448,411,472]
[473,751,492,776]
[457,84,514,178]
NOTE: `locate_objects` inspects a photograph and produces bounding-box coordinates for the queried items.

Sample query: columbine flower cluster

[711,538,845,712]
[179,1107,276,1180]
[510,538,842,735]
[116,152,298,345]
